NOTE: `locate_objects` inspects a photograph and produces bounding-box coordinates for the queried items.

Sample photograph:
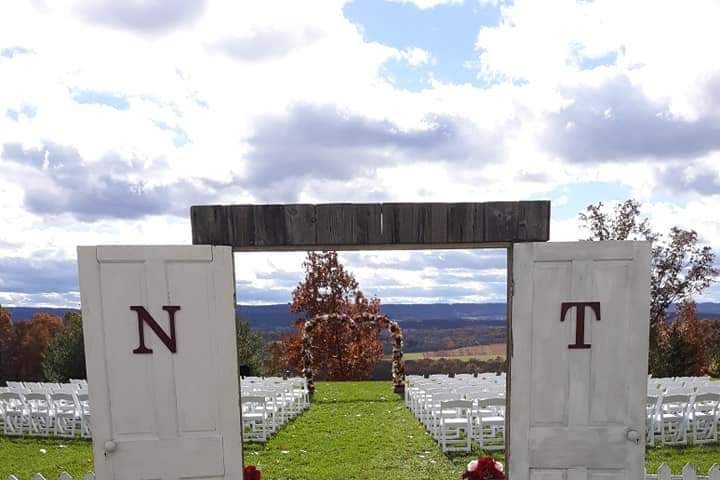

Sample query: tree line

[0,308,86,383]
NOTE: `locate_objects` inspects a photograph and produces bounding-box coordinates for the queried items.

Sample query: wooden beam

[190,201,550,250]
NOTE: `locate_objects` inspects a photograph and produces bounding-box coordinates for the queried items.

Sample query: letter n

[130,306,180,354]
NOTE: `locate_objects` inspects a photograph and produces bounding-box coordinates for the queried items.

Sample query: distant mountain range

[237,303,509,330]
[6,302,720,330]
[4,303,507,330]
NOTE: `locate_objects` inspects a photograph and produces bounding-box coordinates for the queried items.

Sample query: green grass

[1,381,718,479]
[244,381,498,480]
[645,444,720,473]
[0,437,93,479]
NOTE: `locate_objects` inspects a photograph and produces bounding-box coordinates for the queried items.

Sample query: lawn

[244,381,495,480]
[1,381,718,479]
[0,437,93,479]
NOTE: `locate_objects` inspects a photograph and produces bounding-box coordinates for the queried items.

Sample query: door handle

[104,440,117,455]
[626,429,640,444]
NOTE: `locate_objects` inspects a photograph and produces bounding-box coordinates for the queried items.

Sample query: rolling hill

[5,302,720,330]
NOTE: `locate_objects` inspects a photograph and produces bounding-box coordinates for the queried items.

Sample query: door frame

[190,202,549,467]
[232,242,516,467]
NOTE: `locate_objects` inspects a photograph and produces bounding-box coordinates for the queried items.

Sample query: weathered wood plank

[190,201,550,249]
[483,202,519,242]
[254,205,287,246]
[316,204,355,245]
[354,204,383,244]
[382,203,436,243]
[517,200,551,241]
[446,203,476,242]
[283,204,316,245]
[226,205,254,246]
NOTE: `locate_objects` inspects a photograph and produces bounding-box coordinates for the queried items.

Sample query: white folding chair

[24,392,53,436]
[251,389,282,432]
[474,397,505,450]
[76,393,92,438]
[646,395,661,446]
[438,399,473,453]
[658,393,691,445]
[51,392,79,438]
[691,392,719,444]
[242,396,270,442]
[0,392,27,436]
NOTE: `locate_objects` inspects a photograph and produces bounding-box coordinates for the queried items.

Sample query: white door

[77,246,243,480]
[509,241,650,480]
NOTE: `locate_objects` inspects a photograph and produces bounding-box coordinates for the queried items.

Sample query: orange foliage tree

[14,312,63,381]
[654,301,709,377]
[281,251,384,380]
[0,306,18,381]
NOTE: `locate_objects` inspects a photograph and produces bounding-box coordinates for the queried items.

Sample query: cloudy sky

[1,0,719,307]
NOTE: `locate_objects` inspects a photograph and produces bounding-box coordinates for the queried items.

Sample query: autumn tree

[0,306,18,382]
[579,200,718,373]
[14,312,63,381]
[653,301,708,377]
[281,251,384,380]
[43,311,86,383]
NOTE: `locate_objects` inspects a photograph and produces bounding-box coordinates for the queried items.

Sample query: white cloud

[400,47,432,66]
[386,0,464,10]
[1,1,719,305]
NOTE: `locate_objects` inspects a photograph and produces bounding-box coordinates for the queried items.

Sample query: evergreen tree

[236,315,264,377]
[43,312,86,383]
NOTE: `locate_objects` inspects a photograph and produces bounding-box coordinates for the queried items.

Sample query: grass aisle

[244,381,494,480]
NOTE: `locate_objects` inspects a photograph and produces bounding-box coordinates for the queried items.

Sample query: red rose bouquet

[244,464,261,480]
[462,456,505,480]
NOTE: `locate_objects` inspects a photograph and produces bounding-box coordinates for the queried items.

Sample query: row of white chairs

[240,377,310,443]
[405,374,506,453]
[648,376,720,396]
[647,392,719,446]
[0,388,91,438]
[646,376,720,446]
[4,380,87,394]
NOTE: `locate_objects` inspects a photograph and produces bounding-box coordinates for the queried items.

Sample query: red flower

[462,456,505,480]
[244,464,261,480]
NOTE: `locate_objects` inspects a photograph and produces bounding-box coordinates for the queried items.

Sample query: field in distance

[389,343,506,361]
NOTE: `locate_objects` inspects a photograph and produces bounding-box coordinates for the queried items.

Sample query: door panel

[78,246,243,480]
[510,241,650,480]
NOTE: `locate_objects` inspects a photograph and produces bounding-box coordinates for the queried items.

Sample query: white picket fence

[646,464,720,480]
[6,464,720,480]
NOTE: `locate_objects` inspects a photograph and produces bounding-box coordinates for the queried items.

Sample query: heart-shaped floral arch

[301,312,405,395]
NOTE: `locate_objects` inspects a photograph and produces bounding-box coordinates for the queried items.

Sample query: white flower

[467,460,479,472]
[496,461,504,472]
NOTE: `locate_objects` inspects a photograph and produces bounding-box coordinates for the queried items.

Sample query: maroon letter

[560,302,601,349]
[130,306,180,354]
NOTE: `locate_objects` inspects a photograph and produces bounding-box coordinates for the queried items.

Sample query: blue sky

[0,0,719,306]
[345,0,500,90]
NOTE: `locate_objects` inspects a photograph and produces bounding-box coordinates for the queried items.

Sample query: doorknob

[626,429,640,444]
[104,440,117,454]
